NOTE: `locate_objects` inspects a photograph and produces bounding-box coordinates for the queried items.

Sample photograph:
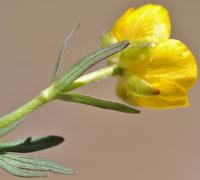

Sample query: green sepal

[101,31,117,48]
[119,74,160,96]
[120,40,156,61]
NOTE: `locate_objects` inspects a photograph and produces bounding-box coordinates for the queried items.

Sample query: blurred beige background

[0,0,200,179]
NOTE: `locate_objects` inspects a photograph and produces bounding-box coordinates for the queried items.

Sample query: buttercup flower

[101,4,198,109]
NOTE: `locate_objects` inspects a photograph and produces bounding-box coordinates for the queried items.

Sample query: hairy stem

[0,87,54,130]
[0,65,119,131]
[64,64,119,91]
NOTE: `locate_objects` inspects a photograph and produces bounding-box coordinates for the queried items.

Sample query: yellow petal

[116,39,198,109]
[144,39,198,90]
[112,4,171,43]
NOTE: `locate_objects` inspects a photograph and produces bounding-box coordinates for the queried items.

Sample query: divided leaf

[0,154,76,177]
[0,135,64,153]
[54,41,129,91]
[0,158,46,177]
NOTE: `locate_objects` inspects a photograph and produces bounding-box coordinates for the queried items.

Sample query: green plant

[0,28,138,177]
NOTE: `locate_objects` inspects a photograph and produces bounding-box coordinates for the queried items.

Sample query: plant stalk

[64,64,119,91]
[0,65,119,130]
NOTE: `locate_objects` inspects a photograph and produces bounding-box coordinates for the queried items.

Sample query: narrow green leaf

[0,156,46,177]
[52,24,80,81]
[0,136,64,153]
[2,154,76,175]
[54,41,129,91]
[0,120,22,138]
[58,93,140,113]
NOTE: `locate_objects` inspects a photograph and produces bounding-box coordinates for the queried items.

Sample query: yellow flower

[102,4,198,109]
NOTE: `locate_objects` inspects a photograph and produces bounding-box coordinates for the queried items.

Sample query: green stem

[65,64,119,91]
[0,88,52,130]
[0,65,118,130]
